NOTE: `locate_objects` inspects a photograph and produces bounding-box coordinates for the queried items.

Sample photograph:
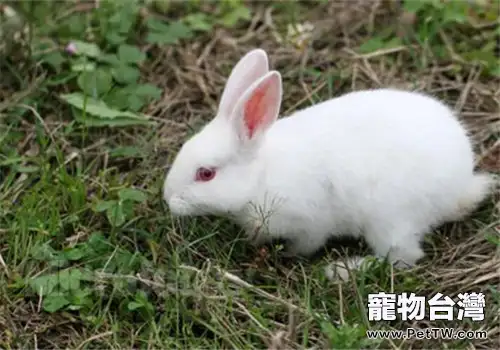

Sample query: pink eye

[195,167,216,182]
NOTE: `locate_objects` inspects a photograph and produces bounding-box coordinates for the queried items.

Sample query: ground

[0,1,499,349]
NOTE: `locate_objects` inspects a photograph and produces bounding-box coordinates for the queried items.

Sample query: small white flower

[286,21,315,49]
[65,42,77,55]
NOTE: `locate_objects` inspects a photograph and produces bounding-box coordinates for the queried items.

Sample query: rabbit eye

[195,167,216,182]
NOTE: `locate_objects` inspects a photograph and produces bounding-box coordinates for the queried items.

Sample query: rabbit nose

[163,183,173,203]
[163,190,172,203]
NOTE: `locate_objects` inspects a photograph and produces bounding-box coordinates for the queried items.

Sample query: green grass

[0,0,499,349]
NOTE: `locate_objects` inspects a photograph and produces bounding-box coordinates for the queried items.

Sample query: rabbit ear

[231,71,282,142]
[217,49,269,118]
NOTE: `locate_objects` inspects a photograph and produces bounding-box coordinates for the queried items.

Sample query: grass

[0,0,499,349]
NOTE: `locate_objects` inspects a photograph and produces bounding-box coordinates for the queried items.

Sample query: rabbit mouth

[167,195,195,216]
[168,194,215,217]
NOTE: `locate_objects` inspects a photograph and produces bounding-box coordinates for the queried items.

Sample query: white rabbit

[163,49,494,278]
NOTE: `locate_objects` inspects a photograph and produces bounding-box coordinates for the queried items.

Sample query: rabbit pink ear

[233,71,282,141]
[217,49,269,118]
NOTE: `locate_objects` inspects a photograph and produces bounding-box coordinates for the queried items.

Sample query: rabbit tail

[452,173,496,220]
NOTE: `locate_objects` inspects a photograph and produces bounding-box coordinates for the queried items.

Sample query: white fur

[163,49,495,278]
